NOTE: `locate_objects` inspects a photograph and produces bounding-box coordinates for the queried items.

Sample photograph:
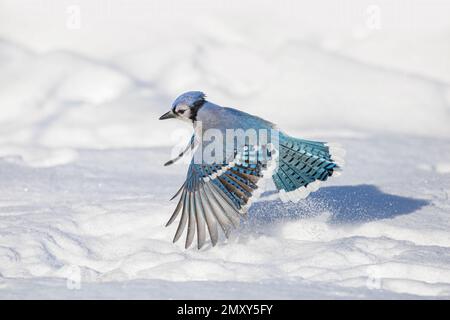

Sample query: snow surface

[0,0,450,299]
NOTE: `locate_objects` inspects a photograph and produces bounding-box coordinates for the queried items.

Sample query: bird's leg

[164,135,196,166]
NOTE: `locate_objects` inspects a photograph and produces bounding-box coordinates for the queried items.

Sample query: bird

[159,91,345,249]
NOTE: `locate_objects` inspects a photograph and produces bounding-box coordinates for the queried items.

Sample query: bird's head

[159,91,206,122]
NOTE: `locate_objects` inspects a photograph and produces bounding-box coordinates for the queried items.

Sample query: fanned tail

[272,132,345,202]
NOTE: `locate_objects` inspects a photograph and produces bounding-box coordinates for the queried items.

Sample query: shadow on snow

[248,184,429,226]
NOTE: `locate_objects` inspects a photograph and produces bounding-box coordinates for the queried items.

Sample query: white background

[0,0,450,298]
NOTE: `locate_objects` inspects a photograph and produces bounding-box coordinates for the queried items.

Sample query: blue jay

[159,91,344,249]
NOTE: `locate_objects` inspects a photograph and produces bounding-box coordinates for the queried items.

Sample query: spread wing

[166,146,274,249]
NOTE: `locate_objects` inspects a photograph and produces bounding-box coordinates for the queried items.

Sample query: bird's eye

[178,109,185,114]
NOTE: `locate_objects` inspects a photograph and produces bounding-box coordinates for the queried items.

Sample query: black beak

[159,111,175,120]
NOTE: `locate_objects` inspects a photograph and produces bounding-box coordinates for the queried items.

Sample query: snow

[1,0,450,299]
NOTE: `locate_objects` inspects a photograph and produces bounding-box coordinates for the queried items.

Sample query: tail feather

[272,133,344,202]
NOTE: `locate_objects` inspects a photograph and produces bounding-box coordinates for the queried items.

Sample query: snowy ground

[1,0,450,299]
[1,136,450,299]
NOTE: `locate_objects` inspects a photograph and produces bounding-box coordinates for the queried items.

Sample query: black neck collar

[190,99,206,122]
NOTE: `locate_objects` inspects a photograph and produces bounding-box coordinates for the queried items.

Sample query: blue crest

[172,91,206,109]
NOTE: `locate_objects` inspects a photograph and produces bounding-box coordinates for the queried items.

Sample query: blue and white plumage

[159,91,344,249]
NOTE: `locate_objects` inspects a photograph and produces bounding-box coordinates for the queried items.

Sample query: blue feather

[272,133,338,193]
